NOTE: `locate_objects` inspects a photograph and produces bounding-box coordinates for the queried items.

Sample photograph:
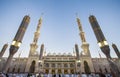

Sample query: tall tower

[89,15,120,77]
[25,17,42,73]
[30,17,42,55]
[76,17,91,56]
[76,16,94,73]
[112,43,120,59]
[39,44,44,60]
[3,15,30,73]
[75,44,80,60]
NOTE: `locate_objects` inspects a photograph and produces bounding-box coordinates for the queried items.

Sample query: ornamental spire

[76,14,86,43]
[33,13,43,44]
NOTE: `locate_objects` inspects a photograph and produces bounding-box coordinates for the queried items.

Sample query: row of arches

[45,69,75,74]
[28,60,91,73]
[44,63,75,68]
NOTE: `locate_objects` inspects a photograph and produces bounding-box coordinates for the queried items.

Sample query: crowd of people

[0,72,113,77]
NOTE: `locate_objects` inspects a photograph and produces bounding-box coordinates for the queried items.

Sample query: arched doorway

[45,69,49,74]
[70,69,74,74]
[12,67,15,73]
[58,69,62,74]
[64,69,68,74]
[84,60,91,74]
[104,67,108,73]
[7,68,10,73]
[17,68,20,73]
[29,60,36,73]
[52,69,55,74]
[99,67,102,73]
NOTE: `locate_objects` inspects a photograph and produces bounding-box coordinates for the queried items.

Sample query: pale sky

[0,0,120,58]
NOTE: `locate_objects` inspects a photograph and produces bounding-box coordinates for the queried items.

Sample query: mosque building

[0,15,120,74]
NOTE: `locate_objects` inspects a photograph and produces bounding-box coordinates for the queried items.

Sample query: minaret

[89,15,120,77]
[75,44,80,60]
[76,15,94,73]
[3,15,30,73]
[76,16,90,56]
[112,43,120,59]
[76,17,86,43]
[38,44,44,72]
[29,17,42,55]
[0,43,8,59]
[39,44,44,60]
[25,17,43,73]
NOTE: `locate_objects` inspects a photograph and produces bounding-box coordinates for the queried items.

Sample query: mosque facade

[0,15,120,74]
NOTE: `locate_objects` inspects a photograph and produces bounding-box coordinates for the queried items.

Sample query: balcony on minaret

[76,17,86,43]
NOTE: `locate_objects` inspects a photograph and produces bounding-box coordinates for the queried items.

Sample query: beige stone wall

[0,57,119,74]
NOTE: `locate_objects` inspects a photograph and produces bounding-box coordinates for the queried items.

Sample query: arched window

[64,63,68,67]
[57,63,61,67]
[45,63,49,67]
[51,63,55,68]
[70,63,74,67]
